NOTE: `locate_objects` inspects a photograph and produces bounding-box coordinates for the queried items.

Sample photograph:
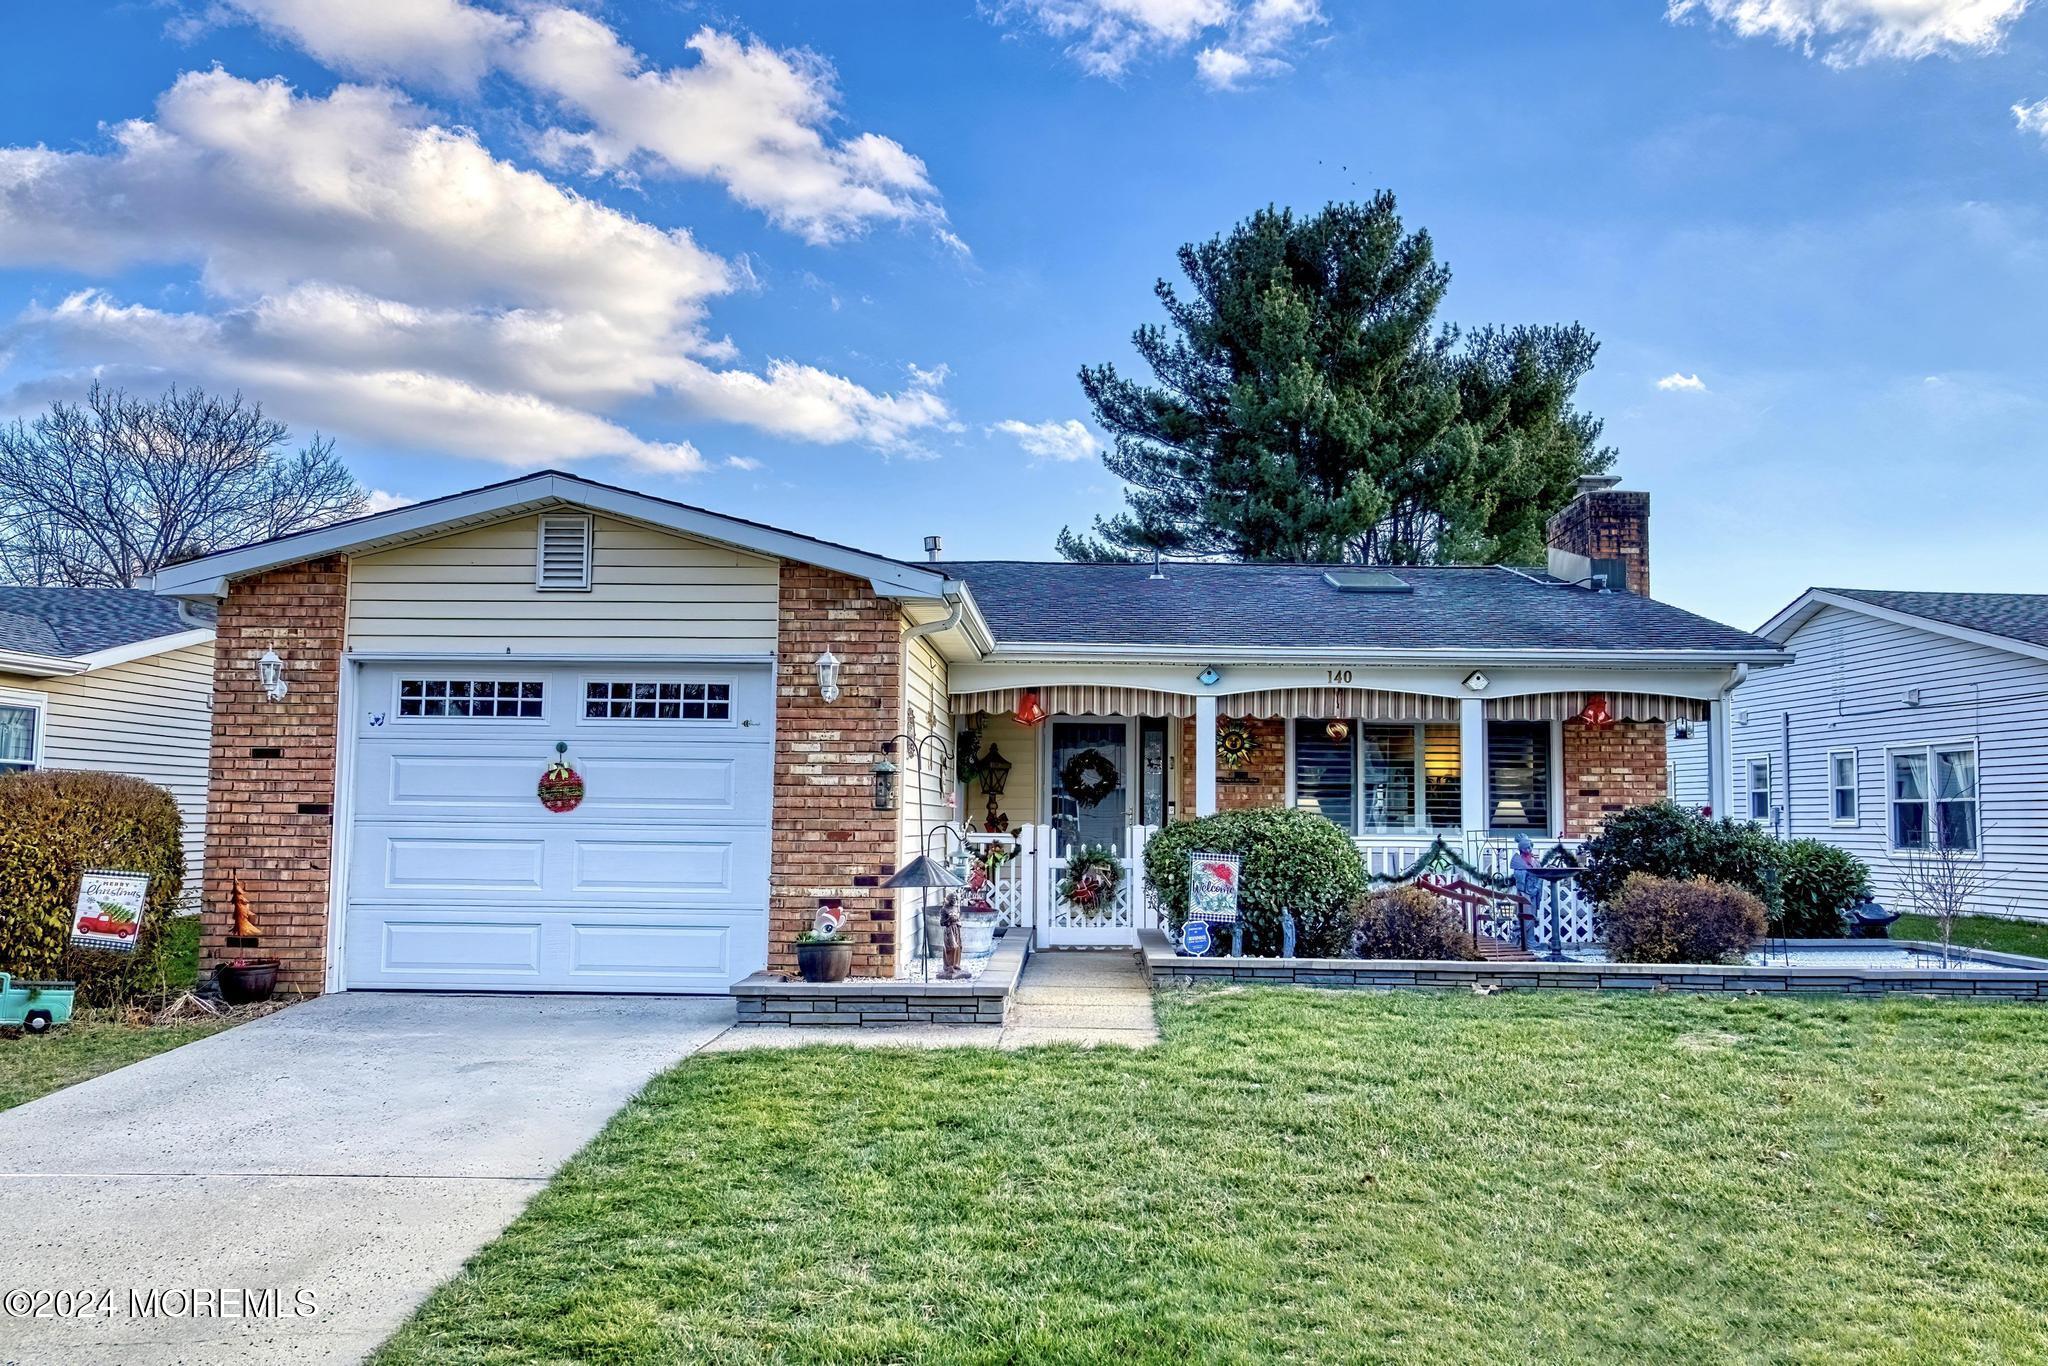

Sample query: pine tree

[1058,196,1613,564]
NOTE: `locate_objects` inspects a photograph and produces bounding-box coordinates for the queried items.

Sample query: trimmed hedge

[1778,839,1873,937]
[1578,801,1783,916]
[1604,873,1767,965]
[0,769,185,1006]
[1145,808,1365,957]
[1348,884,1480,961]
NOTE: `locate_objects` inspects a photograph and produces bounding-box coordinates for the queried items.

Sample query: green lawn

[380,986,2048,1364]
[1896,912,2048,960]
[0,916,221,1112]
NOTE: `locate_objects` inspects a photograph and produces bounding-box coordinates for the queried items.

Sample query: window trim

[1886,740,1981,856]
[0,685,48,772]
[1745,754,1773,824]
[576,674,739,727]
[390,676,549,722]
[1826,747,1858,827]
[1483,718,1558,840]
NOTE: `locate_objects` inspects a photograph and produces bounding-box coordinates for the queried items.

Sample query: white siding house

[0,589,216,902]
[1673,588,2048,923]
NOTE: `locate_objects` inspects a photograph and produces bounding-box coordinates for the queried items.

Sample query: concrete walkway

[0,992,734,1366]
[1003,949,1161,1046]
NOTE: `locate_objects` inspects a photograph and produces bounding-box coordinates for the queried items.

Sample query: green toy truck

[0,973,76,1034]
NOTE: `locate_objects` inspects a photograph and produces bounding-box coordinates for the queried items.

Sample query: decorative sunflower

[1217,721,1261,769]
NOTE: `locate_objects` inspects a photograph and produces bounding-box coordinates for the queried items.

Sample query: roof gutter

[0,648,87,678]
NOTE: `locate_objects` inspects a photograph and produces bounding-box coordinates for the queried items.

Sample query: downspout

[1781,709,1793,839]
[904,594,964,649]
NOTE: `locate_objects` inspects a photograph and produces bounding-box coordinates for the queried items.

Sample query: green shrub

[0,769,185,1006]
[1578,802,1781,915]
[1604,873,1767,965]
[1347,884,1480,961]
[1776,839,1872,937]
[1145,807,1365,957]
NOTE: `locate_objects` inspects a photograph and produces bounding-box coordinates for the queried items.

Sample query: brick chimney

[1546,475,1649,596]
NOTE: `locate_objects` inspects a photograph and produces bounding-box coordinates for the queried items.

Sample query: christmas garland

[1056,843,1124,911]
[1364,837,1516,891]
[1059,747,1119,808]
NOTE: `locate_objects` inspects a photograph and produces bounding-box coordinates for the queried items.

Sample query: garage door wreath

[538,741,585,813]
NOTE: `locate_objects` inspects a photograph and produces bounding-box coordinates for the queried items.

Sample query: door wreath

[1056,843,1124,911]
[1059,747,1120,808]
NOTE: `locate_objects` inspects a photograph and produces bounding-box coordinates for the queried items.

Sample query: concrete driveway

[0,992,735,1365]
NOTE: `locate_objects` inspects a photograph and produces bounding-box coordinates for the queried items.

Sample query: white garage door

[344,662,771,993]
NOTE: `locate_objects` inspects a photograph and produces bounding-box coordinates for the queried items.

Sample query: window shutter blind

[536,513,593,590]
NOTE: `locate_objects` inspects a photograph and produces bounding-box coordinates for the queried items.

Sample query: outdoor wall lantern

[815,649,842,702]
[1014,690,1047,727]
[872,743,900,811]
[257,647,288,702]
[979,743,1012,797]
[1672,717,1697,741]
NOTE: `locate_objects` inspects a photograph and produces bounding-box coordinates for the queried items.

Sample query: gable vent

[536,513,594,591]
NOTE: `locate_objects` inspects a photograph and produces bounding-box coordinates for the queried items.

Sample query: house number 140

[1327,669,1353,684]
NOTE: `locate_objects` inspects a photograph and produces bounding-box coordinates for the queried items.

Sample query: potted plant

[216,957,279,1004]
[795,927,853,983]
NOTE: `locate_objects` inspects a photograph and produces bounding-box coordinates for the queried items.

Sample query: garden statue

[230,872,259,939]
[938,896,969,980]
[1281,910,1298,958]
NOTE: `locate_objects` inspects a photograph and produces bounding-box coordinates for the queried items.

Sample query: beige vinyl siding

[1728,603,2048,922]
[898,627,955,971]
[964,713,1040,832]
[29,642,215,904]
[347,514,779,655]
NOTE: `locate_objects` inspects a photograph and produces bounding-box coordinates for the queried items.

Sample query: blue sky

[2,1,2044,628]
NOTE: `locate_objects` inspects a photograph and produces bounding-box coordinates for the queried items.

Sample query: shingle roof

[1821,589,2048,651]
[0,587,205,658]
[948,561,1777,655]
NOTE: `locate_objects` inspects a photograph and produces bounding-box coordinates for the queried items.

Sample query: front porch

[946,681,1718,951]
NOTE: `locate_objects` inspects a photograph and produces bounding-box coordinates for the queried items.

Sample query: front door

[1049,719,1129,854]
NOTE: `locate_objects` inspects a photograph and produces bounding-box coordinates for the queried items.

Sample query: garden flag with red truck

[70,870,149,952]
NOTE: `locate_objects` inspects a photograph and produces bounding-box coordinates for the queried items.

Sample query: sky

[3,0,2046,630]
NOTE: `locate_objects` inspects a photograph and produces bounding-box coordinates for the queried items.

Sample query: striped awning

[949,685,1197,719]
[1484,691,1710,722]
[1219,688,1460,721]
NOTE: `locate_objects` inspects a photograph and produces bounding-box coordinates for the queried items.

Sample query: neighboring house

[1672,588,2048,924]
[151,470,1783,997]
[0,587,217,896]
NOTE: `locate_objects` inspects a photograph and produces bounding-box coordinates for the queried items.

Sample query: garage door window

[584,680,731,722]
[397,679,545,719]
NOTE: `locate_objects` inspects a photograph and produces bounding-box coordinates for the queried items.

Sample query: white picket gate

[964,824,1158,948]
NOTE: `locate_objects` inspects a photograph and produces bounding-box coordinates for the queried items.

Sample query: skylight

[1323,569,1412,594]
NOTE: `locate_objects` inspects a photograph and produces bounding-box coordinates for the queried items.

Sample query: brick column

[202,556,348,994]
[771,563,903,976]
[1561,719,1667,837]
[1177,716,1285,814]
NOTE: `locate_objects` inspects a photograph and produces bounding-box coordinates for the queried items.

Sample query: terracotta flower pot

[796,939,852,983]
[217,959,279,1005]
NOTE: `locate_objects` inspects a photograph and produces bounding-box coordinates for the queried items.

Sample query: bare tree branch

[0,383,367,587]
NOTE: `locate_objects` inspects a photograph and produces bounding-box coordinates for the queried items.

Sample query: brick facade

[201,557,348,994]
[770,562,904,976]
[1561,719,1667,837]
[1177,717,1287,814]
[1546,488,1651,597]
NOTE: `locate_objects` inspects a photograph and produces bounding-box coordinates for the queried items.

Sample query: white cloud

[989,417,1098,461]
[202,0,516,91]
[0,73,953,471]
[2015,97,2048,139]
[997,0,1322,87]
[204,1,954,245]
[1656,371,1710,392]
[1665,0,2028,65]
[362,488,414,513]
